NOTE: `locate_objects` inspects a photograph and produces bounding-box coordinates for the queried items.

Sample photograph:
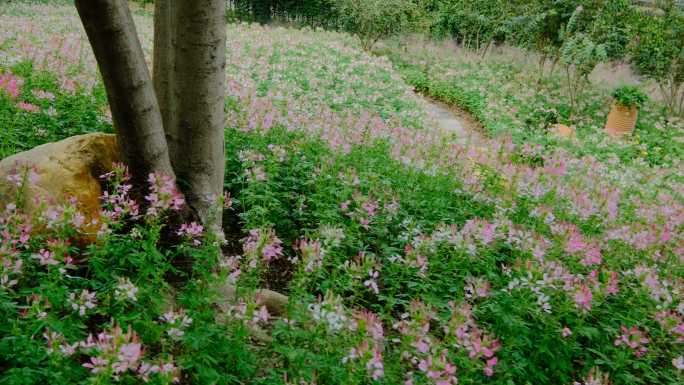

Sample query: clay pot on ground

[605,103,638,137]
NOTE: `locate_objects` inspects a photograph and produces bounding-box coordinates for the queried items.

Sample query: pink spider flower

[364,269,380,294]
[177,222,204,246]
[145,172,184,217]
[605,271,619,295]
[562,326,572,338]
[614,325,649,357]
[68,289,97,316]
[138,358,180,383]
[34,249,58,266]
[33,89,55,101]
[243,228,283,264]
[366,346,384,380]
[484,357,498,377]
[354,309,384,341]
[0,72,21,98]
[573,285,593,312]
[17,101,39,113]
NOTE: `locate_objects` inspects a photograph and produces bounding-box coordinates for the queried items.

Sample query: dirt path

[417,94,483,144]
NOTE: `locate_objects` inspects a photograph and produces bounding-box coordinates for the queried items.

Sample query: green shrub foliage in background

[612,85,649,108]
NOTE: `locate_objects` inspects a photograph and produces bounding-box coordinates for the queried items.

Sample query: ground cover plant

[1,2,684,385]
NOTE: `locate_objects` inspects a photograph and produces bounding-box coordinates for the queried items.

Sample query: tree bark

[153,0,178,161]
[75,0,174,186]
[172,0,227,232]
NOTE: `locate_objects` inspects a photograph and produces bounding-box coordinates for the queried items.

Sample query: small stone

[553,124,574,138]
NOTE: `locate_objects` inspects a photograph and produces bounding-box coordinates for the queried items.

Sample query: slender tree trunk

[75,0,174,186]
[172,0,227,232]
[153,0,178,161]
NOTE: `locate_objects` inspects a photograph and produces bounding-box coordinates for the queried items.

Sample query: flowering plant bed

[1,3,683,385]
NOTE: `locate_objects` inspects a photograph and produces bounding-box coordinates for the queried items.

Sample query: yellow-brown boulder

[0,133,120,233]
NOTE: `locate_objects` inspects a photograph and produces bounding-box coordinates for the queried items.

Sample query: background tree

[630,4,684,116]
[75,0,227,231]
[331,0,418,51]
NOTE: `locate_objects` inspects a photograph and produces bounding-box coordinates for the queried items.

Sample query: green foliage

[331,0,418,51]
[227,0,337,26]
[612,85,649,108]
[629,6,684,116]
[431,0,511,52]
[559,8,607,114]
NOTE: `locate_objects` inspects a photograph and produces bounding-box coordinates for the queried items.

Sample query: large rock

[0,133,121,232]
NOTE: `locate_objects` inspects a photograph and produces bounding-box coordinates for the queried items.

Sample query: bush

[331,0,418,51]
[612,85,648,108]
[630,6,684,116]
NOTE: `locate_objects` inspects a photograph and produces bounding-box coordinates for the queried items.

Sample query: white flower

[114,277,139,302]
[673,356,684,371]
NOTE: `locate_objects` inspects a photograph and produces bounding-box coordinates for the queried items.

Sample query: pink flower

[68,289,97,316]
[364,269,380,294]
[366,346,384,380]
[573,285,593,312]
[580,245,602,266]
[83,356,109,373]
[484,357,498,377]
[33,89,55,101]
[614,325,649,357]
[562,327,572,338]
[145,173,184,217]
[606,271,619,295]
[565,231,586,254]
[177,222,204,246]
[138,359,180,383]
[113,343,143,373]
[34,249,58,266]
[262,242,283,261]
[0,72,21,98]
[362,201,378,217]
[17,101,39,113]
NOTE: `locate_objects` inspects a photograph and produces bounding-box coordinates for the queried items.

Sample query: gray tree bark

[153,0,178,160]
[171,0,227,232]
[75,0,174,186]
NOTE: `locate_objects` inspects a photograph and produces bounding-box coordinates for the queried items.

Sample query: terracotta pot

[605,103,638,137]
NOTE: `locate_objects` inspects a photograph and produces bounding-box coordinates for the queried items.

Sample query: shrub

[630,6,684,117]
[612,85,648,108]
[559,7,607,116]
[331,0,418,51]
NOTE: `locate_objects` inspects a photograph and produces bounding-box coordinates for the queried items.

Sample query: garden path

[418,94,483,145]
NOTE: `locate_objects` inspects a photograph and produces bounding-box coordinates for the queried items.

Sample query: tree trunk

[153,0,178,161]
[75,0,174,186]
[172,0,227,232]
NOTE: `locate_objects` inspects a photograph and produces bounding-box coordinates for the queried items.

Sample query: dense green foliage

[612,85,649,108]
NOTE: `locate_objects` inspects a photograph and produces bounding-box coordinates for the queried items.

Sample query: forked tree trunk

[153,0,177,159]
[171,1,227,231]
[75,0,174,186]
